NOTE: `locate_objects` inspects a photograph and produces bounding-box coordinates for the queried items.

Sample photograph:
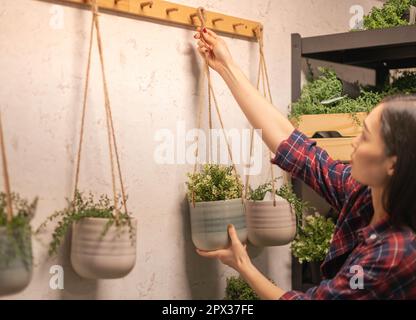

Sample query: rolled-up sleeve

[271,129,359,213]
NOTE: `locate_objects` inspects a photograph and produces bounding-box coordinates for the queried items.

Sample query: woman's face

[351,104,397,188]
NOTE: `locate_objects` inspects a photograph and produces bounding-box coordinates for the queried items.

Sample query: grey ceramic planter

[246,199,296,247]
[0,227,33,296]
[189,198,247,251]
[71,217,137,279]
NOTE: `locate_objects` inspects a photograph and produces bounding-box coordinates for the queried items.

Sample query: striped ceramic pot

[189,198,247,251]
[0,227,33,296]
[71,217,137,279]
[246,199,296,247]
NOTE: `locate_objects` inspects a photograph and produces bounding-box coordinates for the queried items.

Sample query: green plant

[362,0,416,30]
[0,192,37,269]
[289,68,384,124]
[186,164,243,202]
[225,276,259,300]
[386,71,416,95]
[247,181,311,234]
[291,213,336,264]
[36,190,134,256]
[290,68,416,125]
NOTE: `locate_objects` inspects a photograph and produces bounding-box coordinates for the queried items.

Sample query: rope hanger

[244,25,282,207]
[191,7,241,208]
[0,111,14,223]
[73,0,127,217]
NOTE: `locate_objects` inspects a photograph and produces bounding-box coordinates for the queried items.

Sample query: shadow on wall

[57,228,99,300]
[181,196,222,300]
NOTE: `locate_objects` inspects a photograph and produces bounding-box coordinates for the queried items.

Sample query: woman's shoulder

[359,223,416,271]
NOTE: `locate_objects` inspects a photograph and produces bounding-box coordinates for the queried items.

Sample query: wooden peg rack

[40,0,262,40]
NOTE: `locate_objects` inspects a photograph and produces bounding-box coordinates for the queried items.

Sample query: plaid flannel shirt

[272,129,416,300]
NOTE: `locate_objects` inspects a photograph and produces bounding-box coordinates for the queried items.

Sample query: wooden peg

[140,1,153,10]
[212,18,224,25]
[233,23,246,30]
[166,7,179,15]
[190,12,198,23]
[114,0,121,5]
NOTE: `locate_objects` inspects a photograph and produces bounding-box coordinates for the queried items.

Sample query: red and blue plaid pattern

[272,129,416,300]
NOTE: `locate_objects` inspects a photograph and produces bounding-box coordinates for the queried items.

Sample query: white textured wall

[0,0,379,299]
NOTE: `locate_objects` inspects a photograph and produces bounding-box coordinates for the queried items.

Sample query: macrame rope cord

[0,111,14,222]
[73,0,128,216]
[191,8,242,207]
[244,27,280,206]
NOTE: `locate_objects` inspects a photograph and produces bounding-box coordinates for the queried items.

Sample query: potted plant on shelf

[245,181,308,247]
[37,191,137,279]
[186,164,247,251]
[224,276,259,300]
[224,276,276,300]
[291,213,336,285]
[0,193,37,296]
[362,0,416,30]
[290,68,416,161]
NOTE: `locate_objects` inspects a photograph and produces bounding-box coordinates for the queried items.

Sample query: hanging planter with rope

[185,8,247,252]
[244,27,296,247]
[0,112,38,296]
[36,1,136,279]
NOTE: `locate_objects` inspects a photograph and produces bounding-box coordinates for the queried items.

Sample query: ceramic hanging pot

[0,226,33,296]
[71,217,137,279]
[189,198,247,251]
[246,198,296,247]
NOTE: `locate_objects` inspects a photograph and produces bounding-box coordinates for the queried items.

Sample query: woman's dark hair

[380,94,416,232]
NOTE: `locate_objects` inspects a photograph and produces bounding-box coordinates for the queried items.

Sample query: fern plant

[186,164,243,203]
[36,190,134,256]
[0,193,37,269]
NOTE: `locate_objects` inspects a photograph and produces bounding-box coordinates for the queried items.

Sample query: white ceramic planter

[246,199,296,247]
[0,227,33,296]
[189,198,247,251]
[71,217,137,279]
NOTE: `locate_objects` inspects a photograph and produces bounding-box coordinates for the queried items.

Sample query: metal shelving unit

[290,25,416,291]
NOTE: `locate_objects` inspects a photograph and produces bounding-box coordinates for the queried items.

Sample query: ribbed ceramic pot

[189,198,247,251]
[246,199,296,247]
[0,227,33,296]
[71,217,137,279]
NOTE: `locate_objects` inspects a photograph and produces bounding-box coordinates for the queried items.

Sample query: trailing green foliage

[362,0,416,30]
[291,213,336,264]
[186,164,243,202]
[290,68,416,124]
[0,193,37,269]
[290,68,383,123]
[387,71,416,95]
[36,191,134,256]
[247,181,311,234]
[225,276,259,300]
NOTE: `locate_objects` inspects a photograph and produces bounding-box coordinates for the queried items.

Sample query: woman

[193,27,416,300]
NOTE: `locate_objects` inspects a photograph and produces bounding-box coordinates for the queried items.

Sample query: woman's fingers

[227,224,241,246]
[205,28,218,38]
[197,40,211,50]
[201,29,217,46]
[196,248,224,259]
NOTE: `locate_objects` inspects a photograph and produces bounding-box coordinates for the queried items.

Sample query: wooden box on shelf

[292,112,367,162]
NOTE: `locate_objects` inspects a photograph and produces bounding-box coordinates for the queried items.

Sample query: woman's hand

[196,224,252,273]
[194,28,235,74]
